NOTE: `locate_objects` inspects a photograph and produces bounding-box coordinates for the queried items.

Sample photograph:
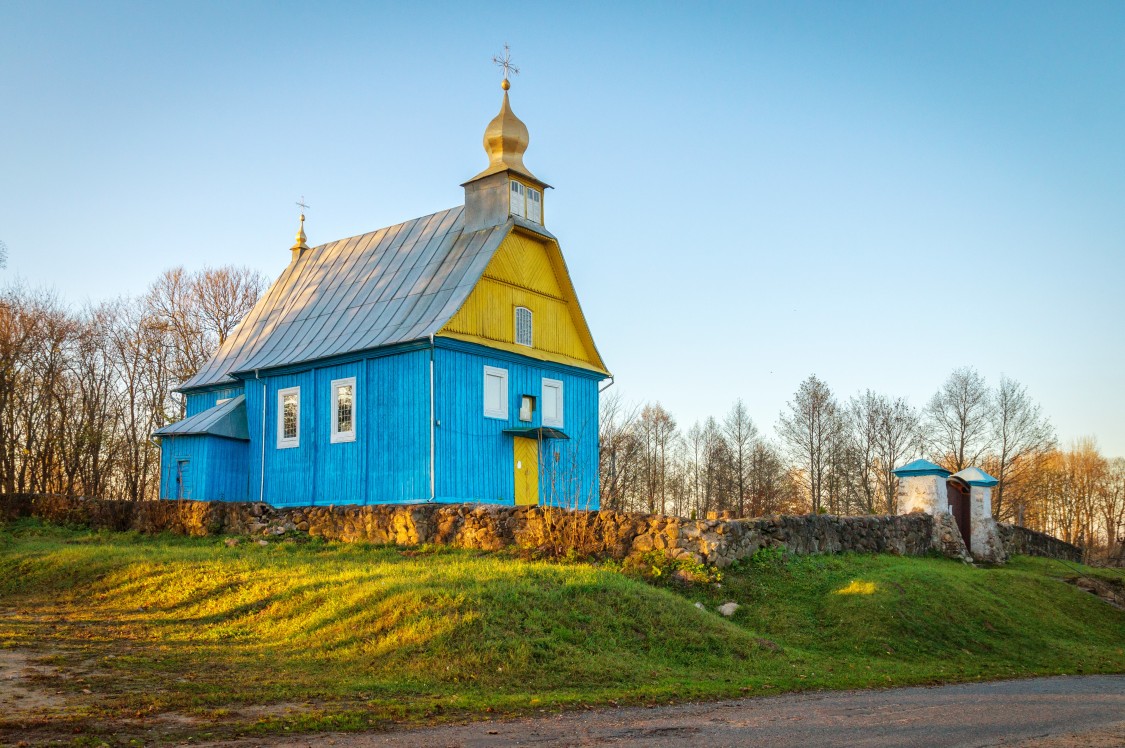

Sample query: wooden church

[154,75,610,509]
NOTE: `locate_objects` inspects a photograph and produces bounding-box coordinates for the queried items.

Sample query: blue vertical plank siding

[260,370,316,506]
[244,378,267,504]
[240,349,431,506]
[206,437,250,502]
[185,386,243,417]
[159,434,248,502]
[160,436,206,499]
[433,341,601,508]
[366,349,431,502]
[313,362,364,504]
[166,342,600,508]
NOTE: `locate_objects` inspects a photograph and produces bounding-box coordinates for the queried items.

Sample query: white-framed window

[216,397,232,406]
[330,377,356,443]
[542,378,564,428]
[527,187,542,223]
[483,366,508,420]
[509,180,526,218]
[277,386,300,449]
[515,306,532,347]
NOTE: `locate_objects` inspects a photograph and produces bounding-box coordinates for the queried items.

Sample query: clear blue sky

[2,1,1123,455]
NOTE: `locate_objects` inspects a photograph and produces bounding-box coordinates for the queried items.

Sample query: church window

[277,387,300,449]
[330,377,356,443]
[509,180,526,218]
[515,306,533,347]
[542,378,563,428]
[527,188,542,223]
[483,366,508,419]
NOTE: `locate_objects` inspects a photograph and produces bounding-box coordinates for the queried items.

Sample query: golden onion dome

[468,86,541,184]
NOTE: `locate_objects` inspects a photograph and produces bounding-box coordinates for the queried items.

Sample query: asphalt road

[214,675,1125,748]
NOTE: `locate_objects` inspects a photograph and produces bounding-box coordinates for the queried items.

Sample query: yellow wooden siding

[438,231,608,374]
[513,436,539,506]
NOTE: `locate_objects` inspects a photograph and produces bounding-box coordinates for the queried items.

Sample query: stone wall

[997,523,1083,564]
[0,493,1078,567]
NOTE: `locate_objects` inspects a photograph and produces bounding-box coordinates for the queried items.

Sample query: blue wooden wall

[159,434,248,502]
[169,343,601,508]
[433,342,601,508]
[243,349,431,506]
[185,386,243,417]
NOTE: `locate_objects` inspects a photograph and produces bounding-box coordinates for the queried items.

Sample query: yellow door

[513,437,539,506]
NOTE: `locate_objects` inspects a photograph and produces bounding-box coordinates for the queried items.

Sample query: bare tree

[638,403,677,514]
[988,375,1055,523]
[1097,457,1125,549]
[747,438,794,516]
[723,399,757,517]
[926,367,993,472]
[778,374,841,514]
[193,266,269,346]
[598,390,641,511]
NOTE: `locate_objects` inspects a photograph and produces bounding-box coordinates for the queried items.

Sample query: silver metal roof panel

[179,206,512,390]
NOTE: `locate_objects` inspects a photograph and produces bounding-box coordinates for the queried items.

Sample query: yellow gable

[438,229,608,375]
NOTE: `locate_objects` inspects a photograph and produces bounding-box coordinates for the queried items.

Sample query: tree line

[599,369,1125,552]
[0,268,266,499]
[1,266,1121,552]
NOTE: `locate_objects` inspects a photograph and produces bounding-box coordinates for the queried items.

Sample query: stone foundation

[0,494,1080,567]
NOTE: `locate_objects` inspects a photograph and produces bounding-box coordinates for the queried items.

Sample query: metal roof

[951,467,999,487]
[179,206,515,391]
[153,395,249,440]
[892,459,951,478]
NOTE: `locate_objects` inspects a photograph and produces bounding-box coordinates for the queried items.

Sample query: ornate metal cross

[492,44,519,82]
[296,196,310,213]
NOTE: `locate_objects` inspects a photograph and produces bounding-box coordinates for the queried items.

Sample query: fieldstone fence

[0,494,1080,567]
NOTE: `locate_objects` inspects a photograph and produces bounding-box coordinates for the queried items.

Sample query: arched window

[514,306,532,347]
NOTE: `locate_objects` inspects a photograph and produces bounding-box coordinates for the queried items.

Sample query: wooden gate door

[513,437,540,506]
[946,479,971,551]
[176,459,192,500]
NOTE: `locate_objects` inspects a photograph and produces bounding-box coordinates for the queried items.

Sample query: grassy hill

[1,519,1122,744]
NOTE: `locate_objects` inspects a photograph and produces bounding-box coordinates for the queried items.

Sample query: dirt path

[194,675,1125,748]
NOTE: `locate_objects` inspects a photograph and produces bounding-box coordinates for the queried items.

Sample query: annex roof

[153,395,249,440]
[180,206,518,391]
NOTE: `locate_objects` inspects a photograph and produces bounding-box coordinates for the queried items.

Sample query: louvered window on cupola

[514,306,533,347]
[526,187,541,223]
[277,386,300,449]
[509,180,526,218]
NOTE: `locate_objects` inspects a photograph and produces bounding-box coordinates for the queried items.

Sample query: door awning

[502,426,570,440]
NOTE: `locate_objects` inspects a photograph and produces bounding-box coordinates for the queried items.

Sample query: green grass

[0,518,1122,744]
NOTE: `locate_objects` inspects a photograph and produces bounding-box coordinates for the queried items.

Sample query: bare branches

[926,367,993,472]
[0,265,264,499]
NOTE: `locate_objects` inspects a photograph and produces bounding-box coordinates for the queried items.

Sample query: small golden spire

[291,197,310,255]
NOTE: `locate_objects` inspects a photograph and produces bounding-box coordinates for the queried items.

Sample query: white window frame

[330,376,357,444]
[509,180,526,218]
[277,386,300,449]
[483,365,508,420]
[527,187,542,223]
[215,397,232,406]
[514,306,533,347]
[542,378,564,428]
